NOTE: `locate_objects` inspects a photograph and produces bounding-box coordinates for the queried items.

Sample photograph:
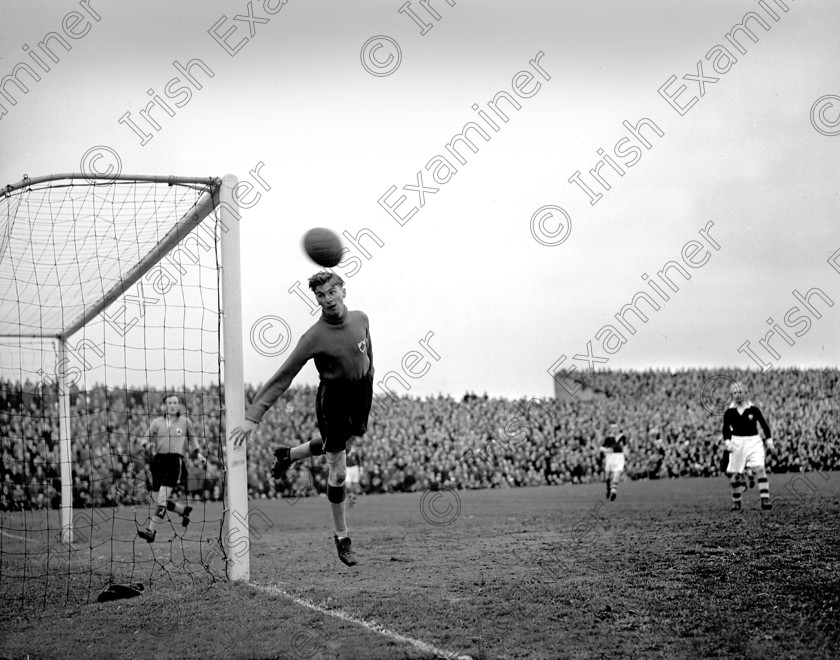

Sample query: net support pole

[57,339,73,544]
[219,174,249,581]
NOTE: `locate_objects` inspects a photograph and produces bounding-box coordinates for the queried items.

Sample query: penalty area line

[248,581,474,660]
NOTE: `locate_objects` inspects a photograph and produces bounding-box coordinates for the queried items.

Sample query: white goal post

[0,172,250,582]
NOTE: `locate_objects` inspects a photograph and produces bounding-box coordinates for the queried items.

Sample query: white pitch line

[248,581,474,660]
[0,528,31,542]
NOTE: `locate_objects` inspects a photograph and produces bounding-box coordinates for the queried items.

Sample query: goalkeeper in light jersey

[137,393,205,542]
[722,381,774,511]
[231,271,374,567]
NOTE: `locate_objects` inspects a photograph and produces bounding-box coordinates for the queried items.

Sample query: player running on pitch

[723,381,774,511]
[231,271,374,567]
[599,422,627,501]
[137,393,205,542]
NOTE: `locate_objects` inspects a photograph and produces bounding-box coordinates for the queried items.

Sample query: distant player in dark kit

[137,393,206,542]
[231,271,374,567]
[723,381,774,511]
[600,423,627,501]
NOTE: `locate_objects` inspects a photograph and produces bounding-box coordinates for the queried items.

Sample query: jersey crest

[357,339,367,353]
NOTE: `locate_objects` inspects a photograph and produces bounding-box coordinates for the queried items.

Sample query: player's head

[608,422,619,434]
[308,271,346,320]
[163,393,181,417]
[729,381,744,405]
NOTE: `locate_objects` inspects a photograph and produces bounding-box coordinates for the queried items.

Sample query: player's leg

[754,464,771,509]
[327,449,357,566]
[139,455,165,541]
[746,439,771,509]
[726,441,747,510]
[158,455,188,517]
[140,486,169,541]
[328,376,371,566]
[609,469,622,501]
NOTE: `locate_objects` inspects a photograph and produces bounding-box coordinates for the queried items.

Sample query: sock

[290,442,313,461]
[730,478,743,503]
[757,475,770,502]
[328,484,347,537]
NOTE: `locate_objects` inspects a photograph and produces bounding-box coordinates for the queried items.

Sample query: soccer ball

[302,228,343,267]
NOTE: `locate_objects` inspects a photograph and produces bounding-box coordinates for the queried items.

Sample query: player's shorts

[151,453,185,491]
[316,372,374,453]
[726,435,765,474]
[605,452,626,474]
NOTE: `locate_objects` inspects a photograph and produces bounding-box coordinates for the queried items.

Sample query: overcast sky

[1,0,838,400]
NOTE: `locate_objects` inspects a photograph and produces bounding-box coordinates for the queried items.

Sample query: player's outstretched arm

[249,345,310,418]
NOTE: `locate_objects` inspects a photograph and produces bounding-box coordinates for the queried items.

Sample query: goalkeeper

[137,393,205,542]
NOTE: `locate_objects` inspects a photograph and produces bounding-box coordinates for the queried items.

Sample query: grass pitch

[2,473,839,659]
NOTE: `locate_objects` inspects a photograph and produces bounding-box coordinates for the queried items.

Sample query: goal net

[0,173,248,611]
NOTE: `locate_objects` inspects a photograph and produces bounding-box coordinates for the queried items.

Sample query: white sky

[1,0,838,399]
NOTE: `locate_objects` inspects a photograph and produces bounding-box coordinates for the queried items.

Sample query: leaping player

[600,422,627,501]
[723,381,774,511]
[231,271,374,567]
[137,393,205,542]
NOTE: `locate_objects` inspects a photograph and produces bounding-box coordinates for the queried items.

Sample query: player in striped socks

[230,271,374,566]
[722,381,774,511]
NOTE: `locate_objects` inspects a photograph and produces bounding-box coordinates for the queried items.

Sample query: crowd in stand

[1,368,836,510]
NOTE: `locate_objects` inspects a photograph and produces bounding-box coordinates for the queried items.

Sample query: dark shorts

[316,372,374,453]
[151,453,185,491]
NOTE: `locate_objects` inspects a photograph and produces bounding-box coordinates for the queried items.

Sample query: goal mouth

[1,172,246,609]
[1,173,222,342]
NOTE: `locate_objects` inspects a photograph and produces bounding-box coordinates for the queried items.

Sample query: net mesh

[0,175,230,611]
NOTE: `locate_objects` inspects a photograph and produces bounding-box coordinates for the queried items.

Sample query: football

[302,227,343,267]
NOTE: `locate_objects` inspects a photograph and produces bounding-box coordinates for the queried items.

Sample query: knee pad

[309,438,325,456]
[327,484,346,504]
[165,500,176,511]
[155,505,166,519]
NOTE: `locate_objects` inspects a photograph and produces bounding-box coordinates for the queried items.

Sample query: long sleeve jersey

[245,310,373,424]
[722,403,771,440]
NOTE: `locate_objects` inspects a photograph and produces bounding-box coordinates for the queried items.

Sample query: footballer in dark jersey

[231,271,374,566]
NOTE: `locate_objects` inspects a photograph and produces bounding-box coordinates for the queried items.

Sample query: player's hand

[765,438,775,454]
[231,420,257,448]
[724,439,734,452]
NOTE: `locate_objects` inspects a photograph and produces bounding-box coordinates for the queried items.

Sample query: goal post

[219,174,249,582]
[0,171,251,604]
